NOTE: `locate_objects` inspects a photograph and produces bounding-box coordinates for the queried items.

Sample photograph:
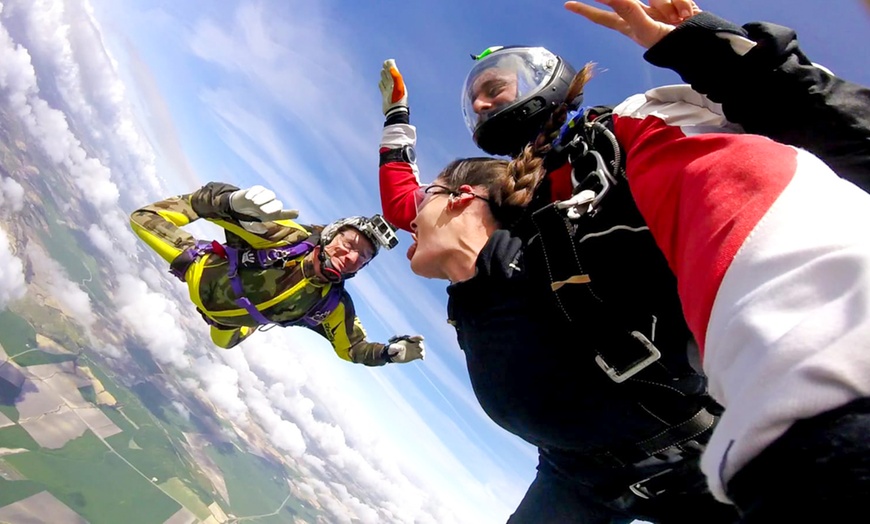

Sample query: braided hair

[507,62,596,205]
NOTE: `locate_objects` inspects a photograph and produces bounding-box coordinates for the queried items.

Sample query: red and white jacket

[614,85,870,501]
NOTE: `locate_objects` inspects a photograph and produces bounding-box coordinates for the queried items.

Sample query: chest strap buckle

[595,330,661,383]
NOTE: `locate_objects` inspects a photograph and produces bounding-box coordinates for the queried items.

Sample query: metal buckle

[628,468,673,500]
[307,310,331,324]
[594,331,662,383]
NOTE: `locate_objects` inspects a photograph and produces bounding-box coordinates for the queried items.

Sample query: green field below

[0,478,44,507]
[79,385,97,404]
[8,350,77,367]
[3,430,181,524]
[0,310,37,354]
[0,424,40,451]
[80,358,154,429]
[0,404,17,422]
[79,359,218,506]
[35,198,109,306]
[159,477,212,520]
[106,424,198,493]
[206,444,295,522]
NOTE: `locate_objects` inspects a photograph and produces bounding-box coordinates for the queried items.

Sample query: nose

[472,96,492,115]
[410,218,418,231]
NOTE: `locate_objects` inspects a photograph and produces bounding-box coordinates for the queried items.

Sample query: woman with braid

[375,1,870,522]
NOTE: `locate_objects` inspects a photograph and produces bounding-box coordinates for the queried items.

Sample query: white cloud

[171,400,190,421]
[115,272,190,369]
[24,242,95,327]
[86,218,137,272]
[2,0,163,206]
[0,226,26,310]
[191,356,248,423]
[0,176,24,211]
[93,342,123,359]
[0,8,122,213]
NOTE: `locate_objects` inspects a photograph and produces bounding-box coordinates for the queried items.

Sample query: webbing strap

[176,237,339,328]
[224,244,274,326]
[293,287,343,328]
[614,407,716,467]
[530,203,659,379]
[223,242,341,328]
[529,202,595,324]
[169,240,215,282]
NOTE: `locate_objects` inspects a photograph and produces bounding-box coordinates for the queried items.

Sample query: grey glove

[384,335,425,363]
[229,185,299,222]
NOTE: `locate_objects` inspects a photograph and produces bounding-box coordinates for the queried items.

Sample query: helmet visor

[461,47,560,137]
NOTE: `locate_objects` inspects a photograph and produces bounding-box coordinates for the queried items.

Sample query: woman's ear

[446,191,476,211]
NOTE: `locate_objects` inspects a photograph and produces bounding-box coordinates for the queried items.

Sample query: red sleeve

[379,148,420,233]
[547,163,574,202]
[612,96,795,352]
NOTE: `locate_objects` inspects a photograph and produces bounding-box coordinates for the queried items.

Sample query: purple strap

[222,244,274,326]
[256,241,314,267]
[222,242,338,328]
[178,238,336,328]
[295,286,343,327]
[169,240,215,281]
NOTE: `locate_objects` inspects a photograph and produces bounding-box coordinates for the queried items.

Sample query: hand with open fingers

[385,335,425,363]
[229,185,299,222]
[649,0,701,23]
[565,0,702,49]
[379,59,409,118]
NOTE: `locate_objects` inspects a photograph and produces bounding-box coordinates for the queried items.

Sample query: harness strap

[530,202,661,382]
[170,237,338,328]
[169,240,215,282]
[293,286,343,328]
[589,406,718,469]
[222,243,275,326]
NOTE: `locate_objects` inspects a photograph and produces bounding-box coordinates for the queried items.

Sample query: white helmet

[320,214,399,255]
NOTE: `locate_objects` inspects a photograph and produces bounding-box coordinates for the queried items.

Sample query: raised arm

[378,59,424,233]
[566,0,870,187]
[645,13,870,186]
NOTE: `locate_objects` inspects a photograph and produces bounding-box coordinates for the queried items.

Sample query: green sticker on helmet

[471,46,504,61]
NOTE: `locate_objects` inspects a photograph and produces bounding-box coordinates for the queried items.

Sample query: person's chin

[329,257,344,274]
[409,251,440,280]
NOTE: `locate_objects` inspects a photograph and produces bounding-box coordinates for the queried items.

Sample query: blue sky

[2,0,868,522]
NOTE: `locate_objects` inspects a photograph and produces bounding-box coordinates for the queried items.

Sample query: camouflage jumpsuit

[129,182,390,366]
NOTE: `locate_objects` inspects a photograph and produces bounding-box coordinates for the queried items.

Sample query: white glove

[379,59,409,118]
[229,185,299,222]
[385,335,425,363]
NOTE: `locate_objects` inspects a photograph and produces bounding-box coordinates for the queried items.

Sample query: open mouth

[406,233,418,261]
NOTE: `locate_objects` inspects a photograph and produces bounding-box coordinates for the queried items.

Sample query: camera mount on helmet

[462,46,578,157]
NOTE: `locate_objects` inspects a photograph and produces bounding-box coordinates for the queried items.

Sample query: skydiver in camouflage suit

[130,181,425,366]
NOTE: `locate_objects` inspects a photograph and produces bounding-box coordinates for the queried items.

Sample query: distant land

[0,103,325,524]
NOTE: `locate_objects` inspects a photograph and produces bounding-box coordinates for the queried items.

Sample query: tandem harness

[535,106,660,383]
[168,238,342,329]
[529,107,719,497]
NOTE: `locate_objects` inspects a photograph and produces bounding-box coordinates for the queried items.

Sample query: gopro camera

[368,214,399,250]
